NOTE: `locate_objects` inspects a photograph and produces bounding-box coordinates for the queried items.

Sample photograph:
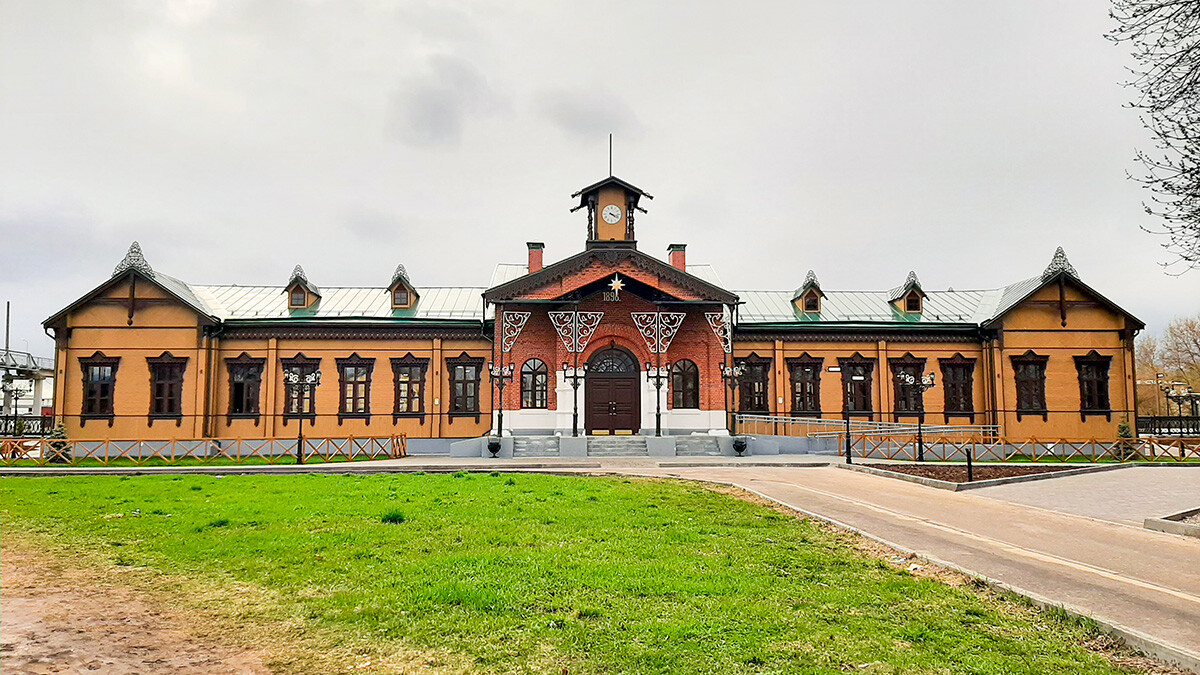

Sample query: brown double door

[584,346,641,435]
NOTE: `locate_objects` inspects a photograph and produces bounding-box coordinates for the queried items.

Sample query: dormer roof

[285,265,321,298]
[792,269,824,301]
[888,271,924,302]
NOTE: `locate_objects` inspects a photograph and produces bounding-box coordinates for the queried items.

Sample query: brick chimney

[527,242,544,274]
[667,243,687,271]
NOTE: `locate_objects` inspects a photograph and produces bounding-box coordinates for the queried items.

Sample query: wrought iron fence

[735,414,999,441]
[1136,415,1200,437]
[0,435,407,466]
[0,415,55,437]
[836,434,1199,462]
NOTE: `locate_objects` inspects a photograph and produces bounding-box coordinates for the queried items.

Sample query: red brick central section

[493,298,726,413]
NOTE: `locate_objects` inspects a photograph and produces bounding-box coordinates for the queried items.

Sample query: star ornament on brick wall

[608,274,625,296]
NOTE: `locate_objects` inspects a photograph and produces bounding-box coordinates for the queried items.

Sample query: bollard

[966,447,973,482]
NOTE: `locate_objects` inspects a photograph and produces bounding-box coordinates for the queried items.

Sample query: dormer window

[803,292,820,313]
[392,287,409,308]
[905,292,922,313]
[290,289,306,308]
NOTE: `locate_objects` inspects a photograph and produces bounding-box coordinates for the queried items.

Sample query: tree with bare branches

[1109,0,1200,270]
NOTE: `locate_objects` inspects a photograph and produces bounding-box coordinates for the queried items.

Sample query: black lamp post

[645,359,672,437]
[1156,373,1166,418]
[1162,382,1193,439]
[895,371,936,462]
[845,373,866,464]
[561,361,587,437]
[283,369,321,465]
[719,360,746,435]
[487,359,515,437]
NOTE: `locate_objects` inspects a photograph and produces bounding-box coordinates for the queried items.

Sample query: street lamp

[282,369,321,465]
[1161,381,1194,439]
[845,374,866,464]
[645,360,672,437]
[719,361,746,434]
[487,360,515,438]
[561,362,588,437]
[895,371,937,461]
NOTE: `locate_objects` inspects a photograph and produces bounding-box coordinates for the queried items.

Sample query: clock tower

[570,176,653,246]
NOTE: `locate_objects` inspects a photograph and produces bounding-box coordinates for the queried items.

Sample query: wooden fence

[0,435,407,466]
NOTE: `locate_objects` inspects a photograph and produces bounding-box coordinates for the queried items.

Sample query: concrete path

[5,456,1199,670]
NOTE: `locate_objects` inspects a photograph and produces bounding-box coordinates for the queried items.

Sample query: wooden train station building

[44,175,1144,450]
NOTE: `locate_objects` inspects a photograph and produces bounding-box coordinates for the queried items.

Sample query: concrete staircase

[512,436,560,458]
[674,436,722,456]
[586,436,648,457]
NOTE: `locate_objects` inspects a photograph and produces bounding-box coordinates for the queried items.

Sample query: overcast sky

[2,0,1197,357]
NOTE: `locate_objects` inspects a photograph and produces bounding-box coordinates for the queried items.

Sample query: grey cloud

[387,54,505,147]
[535,88,642,142]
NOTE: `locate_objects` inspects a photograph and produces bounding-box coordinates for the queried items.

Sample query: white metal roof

[185,285,487,321]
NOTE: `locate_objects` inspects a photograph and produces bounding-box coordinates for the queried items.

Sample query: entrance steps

[512,436,561,458]
[674,436,722,456]
[586,436,648,457]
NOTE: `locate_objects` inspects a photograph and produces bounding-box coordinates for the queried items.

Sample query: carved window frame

[390,354,428,423]
[671,359,700,410]
[336,354,374,424]
[225,353,264,426]
[938,354,976,423]
[889,353,927,419]
[79,352,120,427]
[838,354,876,419]
[787,354,823,416]
[147,352,188,426]
[446,353,484,423]
[1010,351,1049,421]
[1074,351,1112,421]
[520,358,549,409]
[738,354,772,413]
[281,354,320,425]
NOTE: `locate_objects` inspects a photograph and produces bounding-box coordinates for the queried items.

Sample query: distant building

[43,175,1142,449]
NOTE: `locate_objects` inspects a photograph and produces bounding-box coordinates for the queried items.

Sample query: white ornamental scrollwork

[500,311,531,353]
[548,311,605,353]
[630,311,686,354]
[705,311,732,354]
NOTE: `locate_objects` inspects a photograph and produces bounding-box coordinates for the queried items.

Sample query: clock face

[602,204,622,224]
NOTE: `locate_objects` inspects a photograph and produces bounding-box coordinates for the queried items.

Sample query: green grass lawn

[0,473,1136,674]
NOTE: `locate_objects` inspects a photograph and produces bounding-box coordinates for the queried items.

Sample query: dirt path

[1,545,270,674]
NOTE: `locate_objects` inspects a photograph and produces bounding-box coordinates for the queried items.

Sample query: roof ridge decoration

[286,264,320,298]
[1041,247,1079,281]
[792,269,821,300]
[391,264,410,286]
[112,241,153,277]
[289,265,308,284]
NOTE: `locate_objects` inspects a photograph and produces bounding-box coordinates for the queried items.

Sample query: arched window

[521,359,548,409]
[671,359,699,409]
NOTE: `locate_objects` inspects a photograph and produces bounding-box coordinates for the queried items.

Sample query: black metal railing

[1137,415,1200,437]
[0,415,55,437]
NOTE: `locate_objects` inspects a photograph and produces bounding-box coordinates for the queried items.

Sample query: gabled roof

[44,243,220,328]
[285,265,321,298]
[570,175,654,211]
[792,270,823,301]
[482,245,737,304]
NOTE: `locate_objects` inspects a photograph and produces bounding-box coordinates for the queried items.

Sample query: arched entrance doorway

[585,346,641,435]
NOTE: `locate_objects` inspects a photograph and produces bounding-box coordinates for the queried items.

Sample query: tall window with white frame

[671,359,700,409]
[521,359,549,409]
[391,355,427,421]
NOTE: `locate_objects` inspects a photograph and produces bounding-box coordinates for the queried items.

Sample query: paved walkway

[967,465,1200,525]
[5,456,1199,670]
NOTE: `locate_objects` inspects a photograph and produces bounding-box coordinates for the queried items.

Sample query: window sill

[1080,410,1112,422]
[1015,410,1049,422]
[80,414,115,428]
[447,411,481,424]
[226,413,261,427]
[148,414,183,427]
[338,413,371,426]
[282,414,317,427]
[392,412,426,425]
